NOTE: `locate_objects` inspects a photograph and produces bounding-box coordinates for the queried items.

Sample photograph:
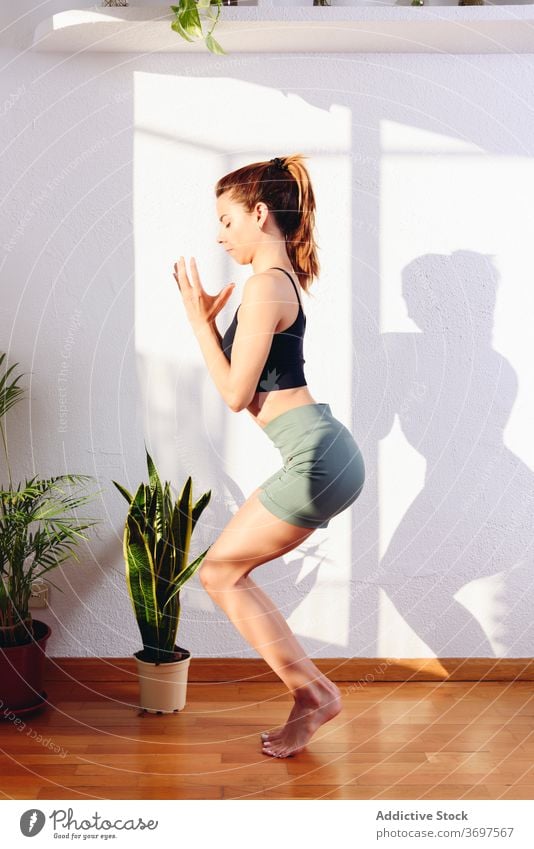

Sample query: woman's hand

[173,256,235,330]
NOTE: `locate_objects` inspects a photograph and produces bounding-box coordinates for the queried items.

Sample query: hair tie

[271,157,289,171]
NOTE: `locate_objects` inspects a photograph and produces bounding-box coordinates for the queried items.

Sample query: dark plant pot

[0,616,32,648]
[0,619,51,714]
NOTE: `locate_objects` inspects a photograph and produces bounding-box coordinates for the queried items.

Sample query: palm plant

[112,449,212,664]
[0,352,101,647]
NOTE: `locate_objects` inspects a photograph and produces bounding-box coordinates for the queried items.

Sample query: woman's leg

[198,487,342,757]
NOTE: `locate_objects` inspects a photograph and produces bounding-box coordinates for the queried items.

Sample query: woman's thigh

[200,486,316,584]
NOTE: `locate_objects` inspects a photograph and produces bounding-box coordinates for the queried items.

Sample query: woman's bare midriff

[246,386,319,429]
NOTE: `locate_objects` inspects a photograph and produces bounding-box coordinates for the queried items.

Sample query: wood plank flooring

[1,677,533,800]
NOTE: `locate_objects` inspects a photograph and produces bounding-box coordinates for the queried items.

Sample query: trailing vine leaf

[171,17,196,42]
[205,32,227,55]
[169,0,227,55]
[179,0,204,39]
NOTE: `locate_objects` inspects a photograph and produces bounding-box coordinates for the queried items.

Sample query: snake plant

[112,448,212,664]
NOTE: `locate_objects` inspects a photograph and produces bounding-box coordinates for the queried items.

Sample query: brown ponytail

[214,154,320,294]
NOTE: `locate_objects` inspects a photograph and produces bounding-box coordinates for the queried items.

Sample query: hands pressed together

[173,256,235,331]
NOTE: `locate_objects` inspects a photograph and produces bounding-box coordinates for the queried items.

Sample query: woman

[172,154,365,758]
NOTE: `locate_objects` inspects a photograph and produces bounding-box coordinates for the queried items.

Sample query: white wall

[1,1,533,661]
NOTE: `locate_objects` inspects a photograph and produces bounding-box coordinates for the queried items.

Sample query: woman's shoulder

[242,270,287,304]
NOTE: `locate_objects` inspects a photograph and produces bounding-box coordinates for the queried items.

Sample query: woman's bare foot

[260,677,342,758]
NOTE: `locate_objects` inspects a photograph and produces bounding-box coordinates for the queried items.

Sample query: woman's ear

[255,201,268,227]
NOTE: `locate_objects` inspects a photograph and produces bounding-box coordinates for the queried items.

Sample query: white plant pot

[134,649,191,713]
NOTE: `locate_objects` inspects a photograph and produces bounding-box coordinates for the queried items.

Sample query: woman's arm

[224,273,280,410]
[193,320,237,410]
[172,256,236,409]
[172,258,277,412]
[194,273,280,413]
[211,321,223,346]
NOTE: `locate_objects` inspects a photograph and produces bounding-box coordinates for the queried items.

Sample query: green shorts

[258,402,365,529]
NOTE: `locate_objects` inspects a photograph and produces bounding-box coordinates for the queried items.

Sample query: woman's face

[216,192,263,265]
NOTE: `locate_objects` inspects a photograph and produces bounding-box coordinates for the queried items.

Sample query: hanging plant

[170,0,227,55]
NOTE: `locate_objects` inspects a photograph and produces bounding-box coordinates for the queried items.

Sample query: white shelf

[31,4,534,53]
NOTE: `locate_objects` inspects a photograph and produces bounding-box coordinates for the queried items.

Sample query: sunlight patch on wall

[380,120,486,335]
[377,587,435,659]
[454,571,507,656]
[379,413,426,561]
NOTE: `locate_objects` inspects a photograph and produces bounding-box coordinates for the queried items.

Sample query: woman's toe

[263,732,282,743]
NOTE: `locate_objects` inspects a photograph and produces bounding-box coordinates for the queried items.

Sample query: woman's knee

[198,557,250,592]
[198,560,219,590]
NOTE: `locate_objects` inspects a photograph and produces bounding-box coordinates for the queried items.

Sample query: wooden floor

[1,678,534,800]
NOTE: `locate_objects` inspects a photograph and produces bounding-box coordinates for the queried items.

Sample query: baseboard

[44,656,534,683]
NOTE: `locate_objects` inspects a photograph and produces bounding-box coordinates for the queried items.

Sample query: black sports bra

[221,267,307,393]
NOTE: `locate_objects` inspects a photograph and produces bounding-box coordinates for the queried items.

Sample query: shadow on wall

[362,249,534,665]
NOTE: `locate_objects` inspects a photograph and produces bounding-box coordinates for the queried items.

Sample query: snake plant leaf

[124,510,159,629]
[130,482,147,536]
[177,476,193,568]
[154,479,176,579]
[112,479,134,505]
[162,544,211,609]
[191,489,211,534]
[154,534,168,579]
[154,526,174,575]
[162,480,172,535]
[170,498,183,572]
[147,483,158,538]
[146,447,163,494]
[146,449,165,542]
